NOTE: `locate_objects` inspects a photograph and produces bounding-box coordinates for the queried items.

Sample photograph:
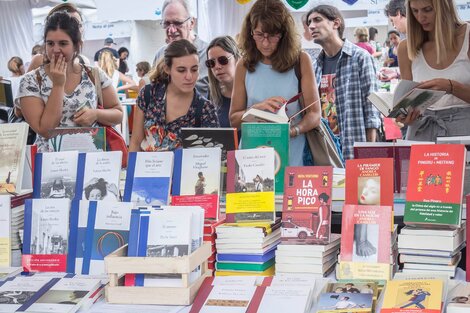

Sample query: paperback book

[48,127,106,152]
[0,276,53,312]
[123,151,173,206]
[404,144,466,227]
[281,166,333,244]
[0,196,11,267]
[241,92,303,123]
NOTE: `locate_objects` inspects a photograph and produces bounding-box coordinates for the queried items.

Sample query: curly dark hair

[84,178,107,200]
[384,0,406,17]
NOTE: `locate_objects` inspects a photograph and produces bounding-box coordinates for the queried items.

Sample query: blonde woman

[98,50,136,93]
[397,0,470,140]
[354,27,375,55]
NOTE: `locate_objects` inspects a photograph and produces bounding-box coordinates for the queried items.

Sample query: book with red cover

[281,166,333,244]
[345,158,394,207]
[338,204,392,280]
[467,194,470,282]
[404,144,466,227]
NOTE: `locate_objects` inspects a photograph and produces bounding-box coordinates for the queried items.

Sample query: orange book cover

[404,144,466,227]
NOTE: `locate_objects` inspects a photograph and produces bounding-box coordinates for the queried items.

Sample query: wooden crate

[105,242,212,305]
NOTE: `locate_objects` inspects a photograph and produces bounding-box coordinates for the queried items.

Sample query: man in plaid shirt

[306,5,382,160]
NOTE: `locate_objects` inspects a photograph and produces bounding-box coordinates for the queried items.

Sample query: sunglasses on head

[205,55,234,68]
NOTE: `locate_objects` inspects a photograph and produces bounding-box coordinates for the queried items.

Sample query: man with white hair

[153,0,209,96]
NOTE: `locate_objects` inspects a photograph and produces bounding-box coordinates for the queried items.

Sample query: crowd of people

[2,0,470,166]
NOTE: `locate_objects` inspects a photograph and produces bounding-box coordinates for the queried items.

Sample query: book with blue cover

[123,152,174,206]
[216,245,277,263]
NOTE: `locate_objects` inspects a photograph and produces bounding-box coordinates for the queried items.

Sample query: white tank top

[412,23,470,110]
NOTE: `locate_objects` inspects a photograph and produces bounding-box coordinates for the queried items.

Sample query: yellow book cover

[215,266,275,277]
[338,261,391,281]
[381,279,443,313]
[0,196,11,267]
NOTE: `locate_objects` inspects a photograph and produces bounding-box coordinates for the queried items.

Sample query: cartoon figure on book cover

[315,192,330,240]
[397,288,431,309]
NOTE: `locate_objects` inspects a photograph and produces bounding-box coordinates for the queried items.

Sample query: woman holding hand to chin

[16,11,122,152]
[230,0,321,166]
[397,0,470,140]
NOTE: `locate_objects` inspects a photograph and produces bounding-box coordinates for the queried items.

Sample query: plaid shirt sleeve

[358,51,382,130]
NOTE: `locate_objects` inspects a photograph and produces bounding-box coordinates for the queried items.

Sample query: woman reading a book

[16,11,123,153]
[397,0,470,141]
[229,0,321,166]
[129,40,219,152]
[206,36,241,128]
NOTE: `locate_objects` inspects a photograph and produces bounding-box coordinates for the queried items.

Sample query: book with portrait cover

[317,292,373,313]
[226,148,276,223]
[338,204,392,281]
[0,123,29,194]
[123,151,173,206]
[22,198,70,272]
[345,158,394,229]
[171,147,222,220]
[76,151,122,202]
[381,279,443,313]
[241,123,289,194]
[281,166,333,244]
[404,144,466,227]
[33,151,79,200]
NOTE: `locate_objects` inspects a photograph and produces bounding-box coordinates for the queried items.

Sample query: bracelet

[448,79,454,94]
[293,125,300,137]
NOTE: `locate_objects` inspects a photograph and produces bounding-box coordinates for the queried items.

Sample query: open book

[242,92,306,123]
[368,80,446,117]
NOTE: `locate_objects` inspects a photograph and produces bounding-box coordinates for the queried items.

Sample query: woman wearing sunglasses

[129,39,219,152]
[230,0,321,166]
[206,36,241,127]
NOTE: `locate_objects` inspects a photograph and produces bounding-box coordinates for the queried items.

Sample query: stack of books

[275,233,340,276]
[203,218,225,275]
[391,224,399,277]
[214,219,281,276]
[397,222,465,278]
[400,144,467,278]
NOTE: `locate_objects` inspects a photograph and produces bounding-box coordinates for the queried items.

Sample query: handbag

[305,118,344,168]
[88,66,129,168]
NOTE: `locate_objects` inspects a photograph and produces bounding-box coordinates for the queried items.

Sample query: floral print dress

[136,82,219,151]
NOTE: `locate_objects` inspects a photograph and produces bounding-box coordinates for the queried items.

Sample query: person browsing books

[230,0,321,166]
[396,0,470,141]
[206,36,240,128]
[129,39,219,152]
[16,11,123,153]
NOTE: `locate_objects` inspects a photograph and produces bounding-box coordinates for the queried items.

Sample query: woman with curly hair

[230,0,321,166]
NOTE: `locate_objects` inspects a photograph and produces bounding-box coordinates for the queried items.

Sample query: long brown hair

[238,0,301,73]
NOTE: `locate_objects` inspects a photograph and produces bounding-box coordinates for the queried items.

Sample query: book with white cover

[399,252,461,265]
[276,233,341,257]
[275,249,338,265]
[77,151,122,202]
[23,277,101,313]
[199,285,256,313]
[256,286,312,313]
[0,196,11,267]
[398,226,466,251]
[447,282,470,313]
[0,267,21,281]
[241,93,303,123]
[123,152,174,206]
[22,199,70,273]
[400,222,465,236]
[33,151,79,200]
[0,276,52,312]
[0,123,28,195]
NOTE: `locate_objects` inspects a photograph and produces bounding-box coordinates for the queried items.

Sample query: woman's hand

[417,78,452,93]
[49,54,67,87]
[395,108,421,126]
[74,108,98,126]
[252,96,286,112]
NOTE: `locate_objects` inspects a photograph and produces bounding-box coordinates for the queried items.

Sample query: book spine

[188,278,214,313]
[122,152,137,202]
[124,209,142,286]
[135,215,150,287]
[32,153,43,198]
[74,153,87,201]
[22,199,33,254]
[16,277,61,312]
[226,150,236,193]
[467,194,470,282]
[66,200,81,273]
[82,201,98,275]
[171,149,183,196]
[246,286,267,313]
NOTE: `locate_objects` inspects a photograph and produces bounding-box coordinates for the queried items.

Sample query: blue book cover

[216,245,277,263]
[123,152,174,206]
[33,151,79,199]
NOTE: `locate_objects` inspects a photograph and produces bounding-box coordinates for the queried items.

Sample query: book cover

[22,199,70,272]
[0,123,29,194]
[339,204,392,280]
[67,200,89,274]
[381,279,443,313]
[282,166,333,244]
[0,276,53,312]
[255,286,312,313]
[123,151,173,206]
[241,123,289,194]
[0,79,13,107]
[317,292,373,312]
[327,281,378,297]
[226,148,276,223]
[171,147,222,219]
[190,284,257,313]
[467,194,470,283]
[76,151,122,202]
[33,151,79,200]
[0,196,11,267]
[48,127,106,152]
[81,201,132,275]
[320,74,340,135]
[405,144,466,227]
[241,93,302,124]
[447,282,470,312]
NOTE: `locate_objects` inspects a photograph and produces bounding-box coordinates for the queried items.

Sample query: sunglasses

[205,55,234,68]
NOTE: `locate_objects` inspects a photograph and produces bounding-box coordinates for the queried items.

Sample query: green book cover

[215,257,275,271]
[48,127,106,152]
[241,123,289,194]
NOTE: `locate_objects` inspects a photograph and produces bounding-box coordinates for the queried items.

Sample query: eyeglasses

[205,55,234,68]
[251,31,282,43]
[160,16,191,29]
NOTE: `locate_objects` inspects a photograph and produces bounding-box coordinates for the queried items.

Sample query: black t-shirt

[322,49,342,75]
[94,47,119,62]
